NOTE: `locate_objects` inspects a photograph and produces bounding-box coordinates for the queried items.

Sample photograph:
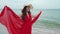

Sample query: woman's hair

[21,6,31,20]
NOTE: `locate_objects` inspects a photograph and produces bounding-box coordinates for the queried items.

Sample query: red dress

[0,6,42,34]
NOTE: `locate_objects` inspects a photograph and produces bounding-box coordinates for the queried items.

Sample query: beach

[32,27,60,34]
[0,0,60,34]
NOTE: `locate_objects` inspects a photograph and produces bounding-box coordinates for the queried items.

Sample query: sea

[0,9,60,34]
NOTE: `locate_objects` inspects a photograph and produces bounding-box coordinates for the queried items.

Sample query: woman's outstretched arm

[30,11,42,25]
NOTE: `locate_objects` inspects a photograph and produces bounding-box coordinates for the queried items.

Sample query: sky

[0,0,60,9]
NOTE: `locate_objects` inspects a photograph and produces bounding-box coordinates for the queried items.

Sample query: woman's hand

[40,10,42,14]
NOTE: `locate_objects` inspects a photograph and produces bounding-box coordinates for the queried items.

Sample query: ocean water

[32,9,60,28]
[0,9,60,34]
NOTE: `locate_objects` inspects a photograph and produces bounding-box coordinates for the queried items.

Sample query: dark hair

[21,6,31,20]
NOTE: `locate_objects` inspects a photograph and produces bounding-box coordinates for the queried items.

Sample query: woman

[20,4,35,34]
[0,4,42,34]
[20,4,42,34]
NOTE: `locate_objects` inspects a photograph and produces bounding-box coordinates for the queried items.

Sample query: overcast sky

[0,0,60,9]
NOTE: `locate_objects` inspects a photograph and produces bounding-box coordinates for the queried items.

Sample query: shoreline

[32,27,60,34]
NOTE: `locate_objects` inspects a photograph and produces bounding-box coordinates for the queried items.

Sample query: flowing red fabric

[0,6,42,34]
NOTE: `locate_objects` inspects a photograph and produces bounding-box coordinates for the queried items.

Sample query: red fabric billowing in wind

[0,6,42,34]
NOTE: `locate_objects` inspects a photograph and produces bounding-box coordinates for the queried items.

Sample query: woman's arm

[30,11,42,25]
